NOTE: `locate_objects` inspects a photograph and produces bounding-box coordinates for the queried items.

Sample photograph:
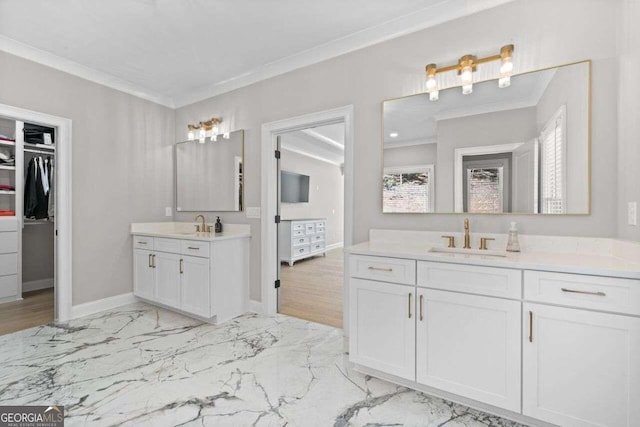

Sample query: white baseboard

[23,278,54,292]
[71,292,137,319]
[248,299,264,314]
[326,242,344,251]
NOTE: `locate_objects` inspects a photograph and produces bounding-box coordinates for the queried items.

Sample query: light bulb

[198,128,206,144]
[499,76,511,88]
[426,77,437,91]
[462,84,473,95]
[500,61,513,75]
[212,125,219,135]
[188,130,194,141]
[211,134,217,142]
[429,90,439,101]
[223,132,230,139]
[461,68,473,85]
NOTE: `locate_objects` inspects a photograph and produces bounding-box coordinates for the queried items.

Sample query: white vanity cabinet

[132,232,249,323]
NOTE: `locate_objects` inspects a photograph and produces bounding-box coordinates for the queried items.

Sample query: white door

[181,255,210,318]
[154,252,182,308]
[416,289,521,412]
[512,139,538,213]
[349,278,415,380]
[523,303,640,427]
[133,249,155,300]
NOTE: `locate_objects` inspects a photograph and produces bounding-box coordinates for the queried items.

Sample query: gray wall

[617,0,640,241]
[175,0,622,302]
[0,51,175,305]
[384,143,438,168]
[22,223,54,284]
[280,149,344,247]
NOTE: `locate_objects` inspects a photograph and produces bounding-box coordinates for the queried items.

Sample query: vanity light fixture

[186,117,223,143]
[424,44,515,99]
[187,124,199,141]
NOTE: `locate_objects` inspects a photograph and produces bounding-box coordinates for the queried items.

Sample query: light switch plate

[629,202,637,226]
[246,207,261,219]
[165,207,172,217]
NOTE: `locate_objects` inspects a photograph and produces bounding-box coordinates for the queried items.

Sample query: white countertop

[131,222,251,242]
[347,240,640,280]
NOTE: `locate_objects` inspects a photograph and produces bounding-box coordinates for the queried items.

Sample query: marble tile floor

[0,302,527,426]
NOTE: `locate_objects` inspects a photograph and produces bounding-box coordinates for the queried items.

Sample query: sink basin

[429,247,508,257]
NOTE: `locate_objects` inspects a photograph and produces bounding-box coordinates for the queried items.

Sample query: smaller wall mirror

[176,129,244,212]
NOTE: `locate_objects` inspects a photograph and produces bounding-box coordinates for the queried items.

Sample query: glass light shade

[499,76,511,88]
[211,134,218,142]
[426,77,437,91]
[429,90,439,101]
[462,84,473,95]
[223,132,230,139]
[198,128,206,144]
[187,130,195,141]
[460,67,473,85]
[212,125,219,135]
[500,61,514,75]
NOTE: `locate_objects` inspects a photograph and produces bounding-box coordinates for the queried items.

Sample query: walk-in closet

[0,116,55,335]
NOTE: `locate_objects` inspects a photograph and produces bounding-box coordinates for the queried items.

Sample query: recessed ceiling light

[389,132,398,138]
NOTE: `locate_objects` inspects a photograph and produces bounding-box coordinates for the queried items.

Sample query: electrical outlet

[628,202,637,226]
[165,207,172,217]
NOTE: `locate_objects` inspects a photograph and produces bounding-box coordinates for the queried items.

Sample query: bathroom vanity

[131,222,250,324]
[347,229,640,427]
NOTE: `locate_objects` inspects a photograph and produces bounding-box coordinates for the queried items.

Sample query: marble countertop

[131,222,251,242]
[347,241,640,280]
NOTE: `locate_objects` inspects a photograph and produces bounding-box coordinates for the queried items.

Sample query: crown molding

[280,145,342,166]
[0,35,175,108]
[172,0,516,107]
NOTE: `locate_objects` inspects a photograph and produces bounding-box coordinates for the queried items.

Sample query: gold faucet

[463,218,471,249]
[195,214,206,232]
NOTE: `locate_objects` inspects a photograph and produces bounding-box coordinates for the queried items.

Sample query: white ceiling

[383,68,556,147]
[0,0,513,107]
[281,123,345,165]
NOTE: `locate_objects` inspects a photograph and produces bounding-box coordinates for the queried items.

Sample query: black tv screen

[281,171,310,203]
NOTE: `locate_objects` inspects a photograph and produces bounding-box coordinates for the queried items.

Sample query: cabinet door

[154,252,182,308]
[181,255,210,318]
[133,249,155,300]
[349,278,415,380]
[523,303,640,427]
[416,290,521,412]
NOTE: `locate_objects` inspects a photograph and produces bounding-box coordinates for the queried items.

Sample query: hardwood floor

[0,288,54,336]
[279,248,344,328]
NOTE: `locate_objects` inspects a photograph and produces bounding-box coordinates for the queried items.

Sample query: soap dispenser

[506,221,520,252]
[215,216,223,234]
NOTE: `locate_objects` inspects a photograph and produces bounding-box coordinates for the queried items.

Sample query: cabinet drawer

[350,255,416,285]
[293,223,305,231]
[293,245,310,257]
[315,221,325,228]
[312,234,324,243]
[293,229,305,237]
[0,274,17,299]
[293,236,310,246]
[134,235,154,250]
[311,242,325,253]
[0,232,17,254]
[524,271,640,316]
[305,224,315,234]
[181,240,210,258]
[154,238,181,253]
[0,253,17,276]
[417,261,521,299]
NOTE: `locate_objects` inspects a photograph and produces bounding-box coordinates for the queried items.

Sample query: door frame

[0,103,73,322]
[261,105,354,330]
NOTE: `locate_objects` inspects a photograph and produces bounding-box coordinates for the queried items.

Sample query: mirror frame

[175,129,245,212]
[381,59,592,215]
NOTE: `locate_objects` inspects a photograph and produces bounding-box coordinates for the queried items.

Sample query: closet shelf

[0,165,15,171]
[0,190,16,195]
[0,140,15,148]
[24,142,55,151]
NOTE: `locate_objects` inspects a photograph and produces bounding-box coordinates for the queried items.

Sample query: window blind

[540,106,566,214]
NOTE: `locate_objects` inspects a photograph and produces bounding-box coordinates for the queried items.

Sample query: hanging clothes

[24,157,48,219]
[47,157,54,218]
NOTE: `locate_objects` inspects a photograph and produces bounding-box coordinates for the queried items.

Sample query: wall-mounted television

[281,171,310,203]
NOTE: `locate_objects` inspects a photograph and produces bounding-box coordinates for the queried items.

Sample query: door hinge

[274,150,281,159]
[275,215,281,224]
[274,279,281,289]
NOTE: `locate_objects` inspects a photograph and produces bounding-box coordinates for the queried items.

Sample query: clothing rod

[24,148,56,155]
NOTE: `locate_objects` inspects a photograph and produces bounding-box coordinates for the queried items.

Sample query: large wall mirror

[382,60,590,214]
[176,129,244,212]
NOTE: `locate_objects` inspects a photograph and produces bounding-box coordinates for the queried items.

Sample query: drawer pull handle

[138,241,147,245]
[152,254,156,268]
[179,259,184,274]
[561,288,606,297]
[299,249,304,253]
[148,254,153,268]
[368,266,393,272]
[529,311,533,343]
[408,293,412,319]
[187,247,200,250]
[419,294,424,321]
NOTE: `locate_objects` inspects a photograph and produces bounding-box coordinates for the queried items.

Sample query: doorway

[261,106,354,332]
[276,123,345,327]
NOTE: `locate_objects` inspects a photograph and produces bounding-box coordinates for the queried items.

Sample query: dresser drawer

[311,242,325,253]
[524,271,640,316]
[305,224,315,234]
[293,229,305,237]
[417,261,522,299]
[315,221,326,228]
[350,255,416,285]
[154,238,181,253]
[134,235,154,250]
[0,274,17,299]
[293,236,310,246]
[311,234,324,243]
[293,223,305,231]
[293,245,310,257]
[181,240,210,258]
[0,232,17,254]
[0,253,17,276]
